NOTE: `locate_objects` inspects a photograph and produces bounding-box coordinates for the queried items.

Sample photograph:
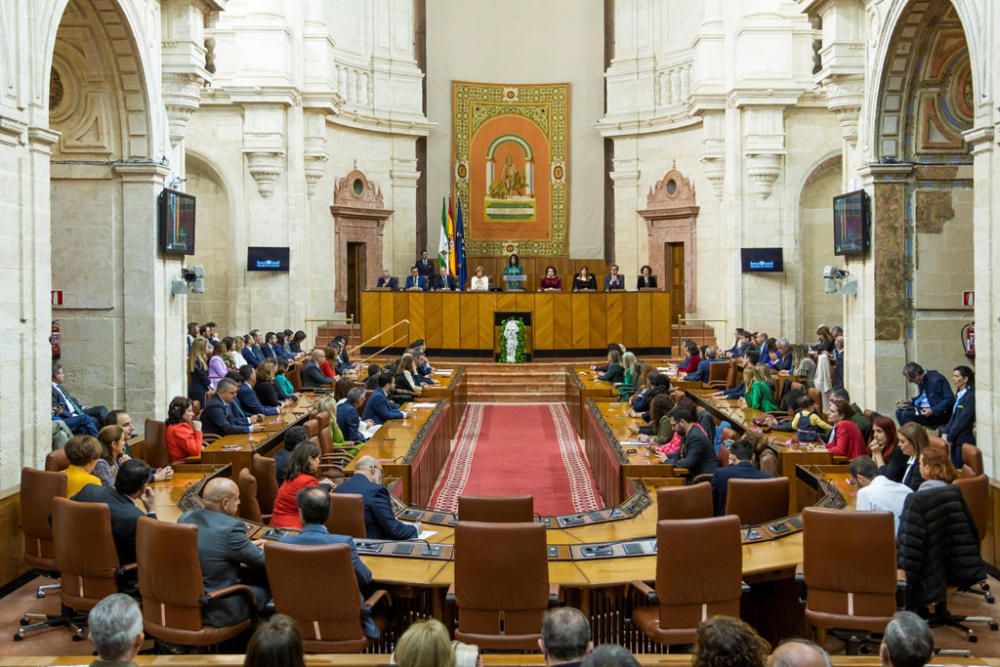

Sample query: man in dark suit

[403,266,428,291]
[664,406,717,482]
[51,363,104,435]
[710,439,771,515]
[362,373,406,425]
[301,349,334,389]
[603,265,625,291]
[415,250,435,279]
[179,477,269,627]
[334,456,419,540]
[73,459,156,566]
[243,330,264,368]
[941,365,975,470]
[237,366,279,416]
[684,346,718,382]
[201,378,263,437]
[896,362,954,428]
[375,269,398,289]
[337,388,370,443]
[429,266,460,291]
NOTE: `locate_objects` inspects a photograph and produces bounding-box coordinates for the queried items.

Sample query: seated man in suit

[403,266,428,291]
[663,406,717,482]
[429,265,461,291]
[895,361,954,428]
[362,373,407,425]
[201,378,264,437]
[710,438,771,515]
[334,456,419,540]
[337,387,371,443]
[603,264,625,291]
[301,349,335,389]
[236,365,279,416]
[179,477,270,627]
[684,345,718,382]
[52,363,104,436]
[74,459,156,567]
[375,269,398,290]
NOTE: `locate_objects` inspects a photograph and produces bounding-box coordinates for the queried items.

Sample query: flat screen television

[741,247,784,273]
[247,246,290,272]
[833,189,870,256]
[158,188,196,256]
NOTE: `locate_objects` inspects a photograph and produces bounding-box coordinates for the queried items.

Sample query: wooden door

[664,242,685,324]
[346,242,366,322]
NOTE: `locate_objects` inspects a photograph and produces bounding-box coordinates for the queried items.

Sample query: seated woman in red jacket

[676,339,702,375]
[164,396,204,465]
[825,399,866,459]
[270,441,332,528]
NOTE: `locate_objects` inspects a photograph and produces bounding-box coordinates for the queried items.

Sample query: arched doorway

[797,155,842,337]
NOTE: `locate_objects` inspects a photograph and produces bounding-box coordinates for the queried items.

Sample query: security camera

[823,266,856,296]
[823,266,848,280]
[172,265,206,295]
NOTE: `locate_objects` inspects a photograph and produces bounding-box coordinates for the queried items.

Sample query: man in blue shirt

[362,374,406,425]
[896,362,954,428]
[403,266,427,291]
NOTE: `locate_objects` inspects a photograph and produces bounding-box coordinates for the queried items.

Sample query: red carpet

[430,404,602,516]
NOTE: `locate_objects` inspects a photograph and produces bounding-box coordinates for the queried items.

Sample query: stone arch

[795,152,843,339]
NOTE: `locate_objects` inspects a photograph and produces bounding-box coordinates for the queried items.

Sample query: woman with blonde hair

[470,266,489,291]
[742,364,778,412]
[188,337,211,404]
[393,619,455,667]
[396,353,423,396]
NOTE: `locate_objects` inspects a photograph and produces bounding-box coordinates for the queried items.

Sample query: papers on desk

[418,530,437,540]
[619,440,646,447]
[360,423,382,440]
[433,369,453,375]
[410,402,437,408]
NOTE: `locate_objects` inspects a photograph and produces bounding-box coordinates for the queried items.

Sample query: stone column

[114,163,186,427]
[389,153,420,276]
[609,140,642,272]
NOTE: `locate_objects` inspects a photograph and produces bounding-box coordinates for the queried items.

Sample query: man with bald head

[179,477,270,627]
[334,455,419,540]
[767,639,832,667]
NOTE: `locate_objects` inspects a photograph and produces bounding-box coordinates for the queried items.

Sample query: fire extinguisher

[51,321,61,360]
[961,322,974,360]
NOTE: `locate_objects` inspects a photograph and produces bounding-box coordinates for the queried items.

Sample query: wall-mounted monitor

[158,188,196,256]
[741,247,784,273]
[247,246,290,272]
[833,189,870,256]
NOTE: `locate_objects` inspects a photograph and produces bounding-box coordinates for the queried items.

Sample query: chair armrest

[795,563,807,603]
[548,584,560,606]
[317,463,344,474]
[446,583,456,603]
[183,455,202,464]
[201,584,257,606]
[115,562,138,577]
[896,569,908,590]
[362,589,391,611]
[741,581,751,594]
[203,433,221,444]
[628,579,658,603]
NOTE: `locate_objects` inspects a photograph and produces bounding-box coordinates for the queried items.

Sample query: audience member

[254,360,290,409]
[581,645,640,667]
[813,325,834,353]
[165,396,203,465]
[271,442,329,529]
[179,477,269,627]
[201,378,263,437]
[88,593,144,667]
[362,373,407,425]
[917,445,958,491]
[208,341,229,388]
[364,363,381,389]
[604,265,625,291]
[684,345,717,382]
[51,363,102,436]
[849,455,912,533]
[237,365,280,416]
[334,456,419,540]
[941,365,976,470]
[888,422,929,491]
[64,434,103,498]
[338,387,371,443]
[711,438,772,515]
[766,639,831,667]
[677,340,702,375]
[430,265,461,291]
[770,338,794,372]
[597,348,624,383]
[503,253,524,291]
[896,362,954,428]
[275,425,309,484]
[880,611,933,667]
[396,353,425,396]
[93,425,126,488]
[636,265,656,289]
[693,616,769,667]
[289,330,307,355]
[223,336,247,370]
[868,415,906,478]
[825,400,866,459]
[244,330,265,368]
[186,322,200,353]
[274,357,297,398]
[642,393,676,448]
[301,349,335,388]
[74,459,155,565]
[376,268,398,289]
[742,365,778,412]
[188,337,211,404]
[829,388,871,441]
[244,614,305,667]
[664,406,717,482]
[394,618,454,667]
[540,607,592,666]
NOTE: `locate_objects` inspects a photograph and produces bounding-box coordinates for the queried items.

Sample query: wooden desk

[148,465,227,523]
[565,366,617,437]
[360,291,672,354]
[420,367,467,438]
[344,401,451,507]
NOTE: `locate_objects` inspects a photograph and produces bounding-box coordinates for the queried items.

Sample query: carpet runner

[429,403,603,516]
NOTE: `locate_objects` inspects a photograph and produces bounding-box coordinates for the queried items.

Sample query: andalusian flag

[447,198,457,276]
[455,197,467,288]
[438,196,449,269]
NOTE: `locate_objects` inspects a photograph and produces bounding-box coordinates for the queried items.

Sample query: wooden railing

[351,319,410,366]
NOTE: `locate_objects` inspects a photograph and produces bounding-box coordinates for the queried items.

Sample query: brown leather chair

[15,468,66,638]
[136,516,255,647]
[798,507,903,652]
[304,418,320,439]
[264,541,389,652]
[702,361,731,389]
[630,516,745,646]
[954,475,996,605]
[326,493,366,539]
[725,477,790,525]
[316,411,334,455]
[237,468,266,524]
[961,444,984,476]
[451,521,557,650]
[45,449,69,472]
[143,418,170,469]
[657,484,712,521]
[251,454,279,516]
[288,366,303,393]
[458,495,534,522]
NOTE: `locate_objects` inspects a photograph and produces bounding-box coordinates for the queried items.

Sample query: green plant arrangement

[499,317,527,364]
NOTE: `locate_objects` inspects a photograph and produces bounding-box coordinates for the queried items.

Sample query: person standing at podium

[538,265,562,291]
[415,250,435,280]
[603,265,625,291]
[503,253,524,291]
[572,266,597,291]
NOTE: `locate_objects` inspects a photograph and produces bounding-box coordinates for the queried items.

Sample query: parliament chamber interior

[2,0,1000,666]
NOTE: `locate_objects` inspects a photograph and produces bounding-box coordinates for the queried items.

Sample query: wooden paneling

[0,489,25,588]
[360,291,672,353]
[360,291,379,343]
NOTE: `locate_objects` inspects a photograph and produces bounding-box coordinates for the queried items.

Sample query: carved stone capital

[163,72,207,145]
[303,133,328,197]
[700,153,725,200]
[745,153,784,199]
[243,149,285,197]
[820,74,864,141]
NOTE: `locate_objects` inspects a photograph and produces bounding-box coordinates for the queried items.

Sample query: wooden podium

[494,311,532,362]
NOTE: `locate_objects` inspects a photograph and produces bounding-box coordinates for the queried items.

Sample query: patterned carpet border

[549,403,602,512]
[428,403,485,513]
